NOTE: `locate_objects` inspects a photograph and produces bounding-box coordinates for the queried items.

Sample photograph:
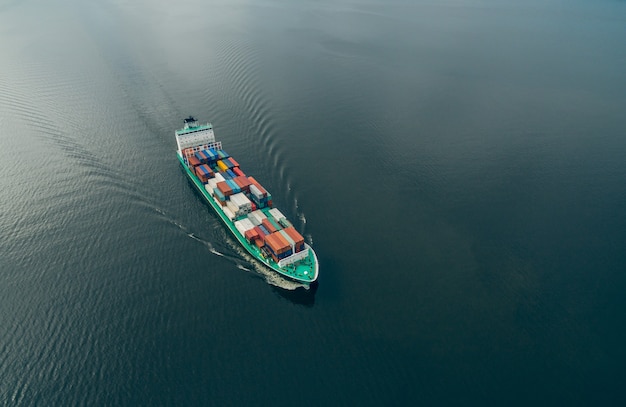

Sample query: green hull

[178,153,319,283]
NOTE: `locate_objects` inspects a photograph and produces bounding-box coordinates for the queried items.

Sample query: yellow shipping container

[217,160,228,171]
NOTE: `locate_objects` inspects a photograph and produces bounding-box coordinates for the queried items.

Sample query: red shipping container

[250,202,257,211]
[254,238,264,248]
[254,226,267,237]
[188,155,201,167]
[261,218,277,234]
[233,167,245,177]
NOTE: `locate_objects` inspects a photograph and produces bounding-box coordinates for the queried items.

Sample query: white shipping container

[223,206,236,221]
[226,201,239,214]
[269,208,285,221]
[234,220,246,235]
[247,213,261,226]
[251,209,267,219]
[279,229,295,252]
[234,218,255,235]
[214,173,225,182]
[249,209,266,225]
[208,178,219,190]
[231,192,252,208]
[250,184,264,199]
[240,218,255,231]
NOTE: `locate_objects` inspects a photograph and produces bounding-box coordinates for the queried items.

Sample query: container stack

[215,181,233,197]
[195,164,214,184]
[223,205,236,221]
[188,155,201,168]
[248,177,272,209]
[264,232,293,262]
[233,176,251,192]
[228,192,252,217]
[185,147,309,263]
[234,218,255,236]
[194,151,208,164]
[247,209,267,226]
[261,218,277,234]
[283,226,305,252]
[213,188,227,205]
[204,148,218,162]
[268,208,285,223]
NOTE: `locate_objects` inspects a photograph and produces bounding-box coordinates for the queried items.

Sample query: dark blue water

[2,0,625,405]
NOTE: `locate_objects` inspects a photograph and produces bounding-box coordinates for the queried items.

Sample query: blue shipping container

[202,149,215,161]
[259,224,270,235]
[225,179,241,193]
[213,188,226,201]
[250,194,267,209]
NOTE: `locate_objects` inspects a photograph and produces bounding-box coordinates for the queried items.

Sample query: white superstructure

[175,116,222,156]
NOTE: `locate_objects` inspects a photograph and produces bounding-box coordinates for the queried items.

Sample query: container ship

[175,117,319,283]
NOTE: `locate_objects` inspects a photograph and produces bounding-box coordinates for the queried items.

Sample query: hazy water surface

[1,0,625,405]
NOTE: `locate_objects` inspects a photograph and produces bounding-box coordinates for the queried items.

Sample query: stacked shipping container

[185,148,306,263]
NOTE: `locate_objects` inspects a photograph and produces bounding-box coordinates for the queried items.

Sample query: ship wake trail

[187,233,225,257]
[153,207,227,258]
[221,232,308,291]
[153,207,301,286]
[154,207,189,233]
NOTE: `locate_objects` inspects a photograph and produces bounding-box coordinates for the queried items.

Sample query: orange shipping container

[245,228,259,241]
[216,181,233,196]
[229,157,240,168]
[283,227,305,246]
[264,234,282,254]
[273,232,291,252]
[261,218,277,234]
[266,233,290,254]
[234,176,251,190]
